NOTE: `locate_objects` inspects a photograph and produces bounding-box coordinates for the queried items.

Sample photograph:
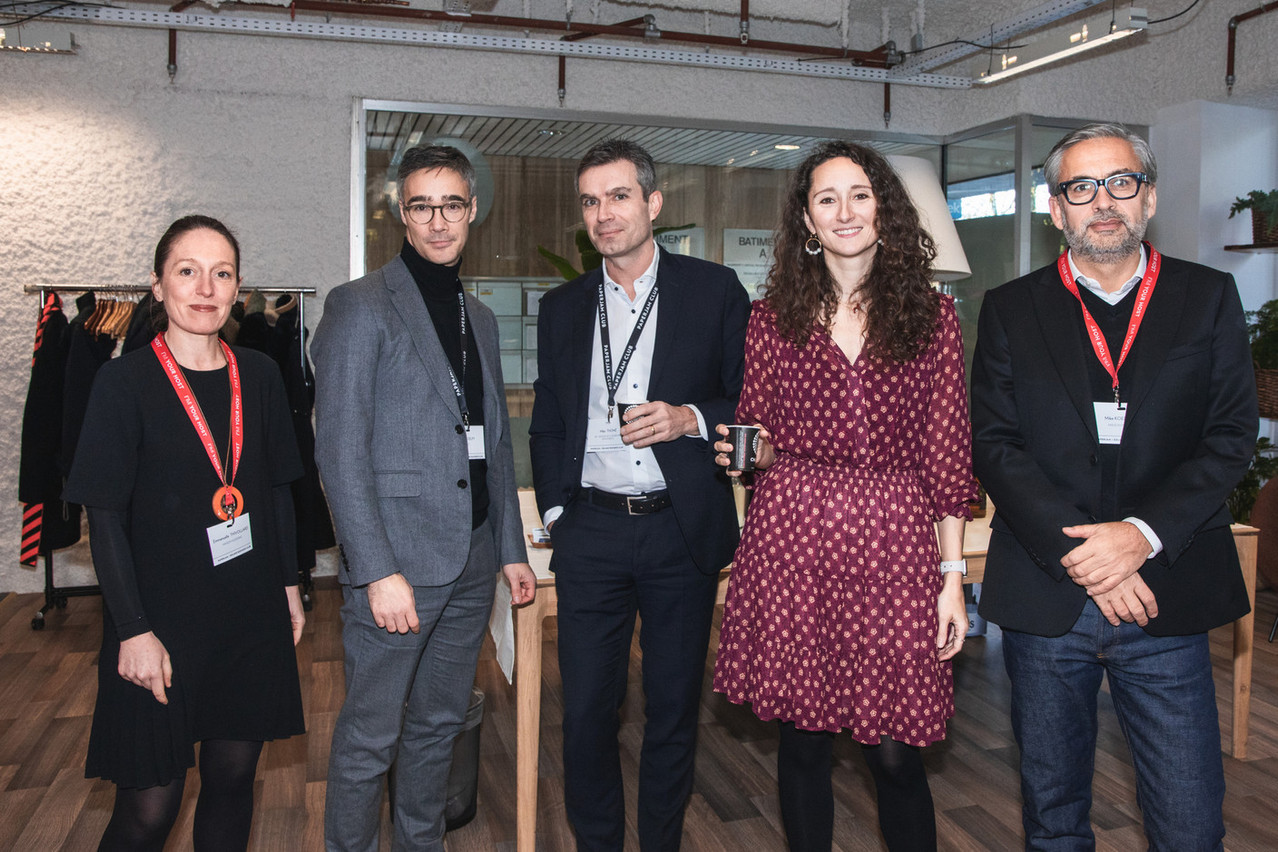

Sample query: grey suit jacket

[312,256,527,587]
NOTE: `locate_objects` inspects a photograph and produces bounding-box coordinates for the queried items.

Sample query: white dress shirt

[542,244,706,529]
[1065,245,1162,559]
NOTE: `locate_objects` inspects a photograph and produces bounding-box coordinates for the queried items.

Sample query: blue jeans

[1001,601,1225,852]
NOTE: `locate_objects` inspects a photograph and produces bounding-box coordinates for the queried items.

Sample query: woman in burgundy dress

[712,141,976,852]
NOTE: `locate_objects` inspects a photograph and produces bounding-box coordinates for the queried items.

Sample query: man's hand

[1092,573,1160,626]
[118,631,173,705]
[1061,521,1151,594]
[367,572,420,634]
[621,402,698,448]
[502,562,538,606]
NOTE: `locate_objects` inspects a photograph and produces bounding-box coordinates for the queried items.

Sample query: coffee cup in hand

[725,424,761,472]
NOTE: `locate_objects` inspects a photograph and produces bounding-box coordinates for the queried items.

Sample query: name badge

[584,416,627,453]
[1093,401,1126,445]
[466,424,486,460]
[207,513,253,566]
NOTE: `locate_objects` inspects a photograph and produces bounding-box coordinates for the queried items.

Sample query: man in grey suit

[313,145,536,852]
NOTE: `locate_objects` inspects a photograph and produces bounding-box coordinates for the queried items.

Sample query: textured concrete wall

[2,0,1277,593]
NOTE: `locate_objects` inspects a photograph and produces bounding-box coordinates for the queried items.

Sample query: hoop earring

[804,235,823,256]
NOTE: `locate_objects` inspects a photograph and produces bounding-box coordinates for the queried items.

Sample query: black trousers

[551,498,719,852]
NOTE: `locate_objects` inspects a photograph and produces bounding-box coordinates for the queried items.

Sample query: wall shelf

[1225,244,1278,254]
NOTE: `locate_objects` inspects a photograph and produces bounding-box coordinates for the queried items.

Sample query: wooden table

[508,493,1258,852]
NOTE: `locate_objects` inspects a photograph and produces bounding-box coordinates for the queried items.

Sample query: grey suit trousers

[324,522,497,852]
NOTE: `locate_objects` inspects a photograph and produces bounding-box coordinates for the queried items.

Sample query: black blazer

[971,253,1256,637]
[529,246,751,574]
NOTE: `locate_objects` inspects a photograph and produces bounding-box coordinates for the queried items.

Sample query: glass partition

[359,103,941,390]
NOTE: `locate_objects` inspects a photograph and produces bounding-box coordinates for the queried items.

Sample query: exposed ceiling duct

[7,0,1160,94]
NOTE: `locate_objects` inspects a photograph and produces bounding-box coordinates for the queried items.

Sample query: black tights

[776,722,936,852]
[98,739,264,852]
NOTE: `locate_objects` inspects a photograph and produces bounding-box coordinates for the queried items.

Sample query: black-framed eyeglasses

[1055,172,1148,206]
[402,199,471,225]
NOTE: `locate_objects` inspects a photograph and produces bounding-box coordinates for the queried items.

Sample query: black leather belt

[583,488,671,515]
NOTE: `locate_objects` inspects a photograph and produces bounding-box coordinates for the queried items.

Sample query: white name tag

[466,424,486,460]
[207,512,253,566]
[1093,401,1127,445]
[584,416,627,453]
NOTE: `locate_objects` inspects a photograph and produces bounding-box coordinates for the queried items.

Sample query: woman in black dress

[65,215,306,851]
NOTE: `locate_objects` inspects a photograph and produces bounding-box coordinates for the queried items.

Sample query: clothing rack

[24,284,319,629]
[23,284,317,369]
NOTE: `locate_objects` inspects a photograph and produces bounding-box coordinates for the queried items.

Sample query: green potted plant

[1247,299,1278,419]
[1228,438,1278,525]
[1228,189,1278,246]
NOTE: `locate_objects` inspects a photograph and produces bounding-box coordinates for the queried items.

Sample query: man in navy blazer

[314,145,536,851]
[530,139,750,851]
[971,124,1256,850]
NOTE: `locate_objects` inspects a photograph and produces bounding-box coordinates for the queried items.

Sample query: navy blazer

[971,253,1257,637]
[529,246,751,574]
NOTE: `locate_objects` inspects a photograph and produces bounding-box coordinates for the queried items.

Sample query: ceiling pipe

[167,26,177,80]
[1226,2,1278,94]
[557,17,648,105]
[739,0,749,45]
[274,0,899,67]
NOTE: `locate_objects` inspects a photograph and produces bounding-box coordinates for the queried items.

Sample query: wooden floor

[2,584,1276,851]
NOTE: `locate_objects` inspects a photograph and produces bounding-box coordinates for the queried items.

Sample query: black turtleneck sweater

[1077,284,1139,523]
[400,239,489,530]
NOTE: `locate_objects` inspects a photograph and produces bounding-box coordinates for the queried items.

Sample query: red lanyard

[151,334,244,519]
[1056,244,1161,404]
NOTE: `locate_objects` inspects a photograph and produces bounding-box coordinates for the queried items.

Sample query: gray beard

[1063,209,1148,263]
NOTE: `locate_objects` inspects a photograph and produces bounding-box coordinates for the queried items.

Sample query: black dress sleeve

[86,506,152,641]
[254,351,304,586]
[273,483,299,587]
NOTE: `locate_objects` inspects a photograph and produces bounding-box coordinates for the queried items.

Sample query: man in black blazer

[530,139,750,851]
[971,124,1256,851]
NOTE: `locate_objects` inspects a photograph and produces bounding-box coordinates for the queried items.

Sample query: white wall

[2,1,1278,593]
[1150,99,1278,311]
[1150,99,1278,443]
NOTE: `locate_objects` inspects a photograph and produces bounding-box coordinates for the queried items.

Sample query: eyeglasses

[1055,172,1148,205]
[402,199,471,225]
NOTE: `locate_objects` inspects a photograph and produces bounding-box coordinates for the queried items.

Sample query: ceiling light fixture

[774,144,801,151]
[974,7,1146,85]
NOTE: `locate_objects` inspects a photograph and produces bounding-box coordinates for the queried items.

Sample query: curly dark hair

[767,140,939,363]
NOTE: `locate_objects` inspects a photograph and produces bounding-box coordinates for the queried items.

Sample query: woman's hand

[935,572,968,662]
[712,423,775,476]
[286,585,306,646]
[118,631,173,705]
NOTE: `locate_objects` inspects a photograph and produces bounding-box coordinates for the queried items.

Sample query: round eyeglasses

[1055,172,1148,206]
[402,199,471,225]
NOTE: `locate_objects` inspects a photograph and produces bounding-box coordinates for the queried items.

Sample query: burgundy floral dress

[713,296,976,746]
